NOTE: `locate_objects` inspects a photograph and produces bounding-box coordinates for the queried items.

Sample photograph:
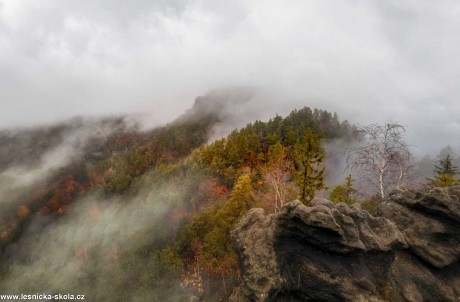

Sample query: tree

[432,153,459,187]
[263,142,296,212]
[347,123,412,199]
[329,175,357,205]
[435,153,458,176]
[437,145,455,161]
[293,129,326,204]
[16,205,30,219]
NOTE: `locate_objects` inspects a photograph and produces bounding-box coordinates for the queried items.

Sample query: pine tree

[329,175,357,205]
[432,154,459,187]
[435,154,458,176]
[293,129,326,205]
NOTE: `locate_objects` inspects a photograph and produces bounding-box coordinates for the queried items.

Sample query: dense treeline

[195,108,353,182]
[171,107,356,299]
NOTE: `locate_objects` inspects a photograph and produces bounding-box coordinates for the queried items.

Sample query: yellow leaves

[432,174,459,187]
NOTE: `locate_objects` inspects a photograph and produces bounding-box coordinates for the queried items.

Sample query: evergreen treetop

[434,154,458,176]
[293,129,326,204]
[432,153,459,187]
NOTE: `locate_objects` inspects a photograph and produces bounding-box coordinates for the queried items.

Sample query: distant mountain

[0,117,134,171]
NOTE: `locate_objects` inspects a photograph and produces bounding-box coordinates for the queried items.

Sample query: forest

[0,99,458,301]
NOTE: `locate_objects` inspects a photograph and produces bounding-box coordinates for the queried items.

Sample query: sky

[0,0,459,155]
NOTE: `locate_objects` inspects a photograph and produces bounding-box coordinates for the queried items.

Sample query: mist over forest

[1,0,460,301]
[0,90,458,300]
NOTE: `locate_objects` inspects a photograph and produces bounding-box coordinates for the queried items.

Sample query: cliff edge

[230,186,460,301]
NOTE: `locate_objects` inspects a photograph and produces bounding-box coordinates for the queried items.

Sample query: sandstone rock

[229,208,281,301]
[378,186,460,268]
[310,198,334,208]
[230,186,460,301]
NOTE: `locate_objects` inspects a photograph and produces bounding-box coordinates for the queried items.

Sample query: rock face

[230,186,460,302]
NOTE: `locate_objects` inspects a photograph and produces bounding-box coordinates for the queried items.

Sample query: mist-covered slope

[2,91,457,301]
[0,89,237,250]
[0,90,358,301]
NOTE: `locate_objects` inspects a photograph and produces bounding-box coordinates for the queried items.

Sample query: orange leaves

[197,178,228,202]
[208,179,228,198]
[16,205,30,219]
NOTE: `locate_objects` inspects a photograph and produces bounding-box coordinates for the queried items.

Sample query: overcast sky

[1,0,459,155]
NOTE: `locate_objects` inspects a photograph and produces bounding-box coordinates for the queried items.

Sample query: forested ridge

[0,97,457,301]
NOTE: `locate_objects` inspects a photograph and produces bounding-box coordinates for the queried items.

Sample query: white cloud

[0,0,459,154]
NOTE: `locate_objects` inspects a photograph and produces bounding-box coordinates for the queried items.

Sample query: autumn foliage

[0,106,358,301]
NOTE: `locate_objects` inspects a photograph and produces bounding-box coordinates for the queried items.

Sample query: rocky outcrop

[230,186,460,301]
[378,187,460,269]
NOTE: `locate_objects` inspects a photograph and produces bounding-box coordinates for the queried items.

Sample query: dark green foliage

[175,174,255,300]
[432,154,459,187]
[293,129,326,204]
[99,113,216,195]
[434,154,458,176]
[361,194,382,215]
[195,107,354,185]
[179,174,254,263]
[329,175,357,205]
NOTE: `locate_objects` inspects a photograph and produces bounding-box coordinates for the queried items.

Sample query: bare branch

[346,123,413,199]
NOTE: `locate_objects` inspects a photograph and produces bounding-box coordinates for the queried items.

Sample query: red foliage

[208,179,228,198]
[193,178,228,212]
[43,175,86,214]
[247,151,256,167]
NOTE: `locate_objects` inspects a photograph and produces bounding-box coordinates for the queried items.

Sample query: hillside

[1,92,458,301]
[3,1,459,301]
[0,91,359,301]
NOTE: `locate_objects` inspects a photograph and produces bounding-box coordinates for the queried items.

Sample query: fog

[1,3,459,298]
[0,0,459,155]
[0,173,198,300]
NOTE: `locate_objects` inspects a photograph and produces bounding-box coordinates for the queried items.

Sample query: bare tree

[346,123,413,199]
[264,159,295,212]
[262,142,298,212]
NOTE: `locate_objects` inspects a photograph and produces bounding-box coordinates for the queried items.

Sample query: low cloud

[0,0,459,154]
[0,169,196,299]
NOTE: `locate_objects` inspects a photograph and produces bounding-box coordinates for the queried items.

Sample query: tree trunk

[379,172,385,199]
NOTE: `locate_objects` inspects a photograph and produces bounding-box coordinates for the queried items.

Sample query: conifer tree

[432,154,459,187]
[293,129,326,204]
[329,175,357,205]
